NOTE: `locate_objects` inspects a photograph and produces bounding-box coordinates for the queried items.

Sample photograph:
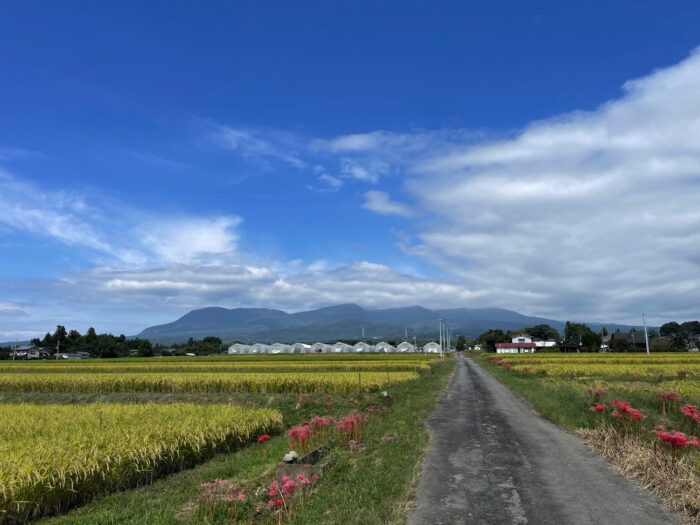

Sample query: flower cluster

[258,434,271,442]
[336,412,368,443]
[267,474,320,523]
[677,371,689,379]
[658,391,683,402]
[585,388,605,399]
[652,425,700,451]
[501,363,512,370]
[681,403,700,423]
[610,400,646,420]
[199,478,246,523]
[588,402,607,412]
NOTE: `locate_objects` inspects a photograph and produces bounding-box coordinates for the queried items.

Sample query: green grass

[31,358,455,525]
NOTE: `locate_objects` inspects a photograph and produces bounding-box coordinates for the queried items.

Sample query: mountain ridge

[137,304,639,345]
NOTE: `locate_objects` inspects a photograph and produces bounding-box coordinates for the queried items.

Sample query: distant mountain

[137,304,639,344]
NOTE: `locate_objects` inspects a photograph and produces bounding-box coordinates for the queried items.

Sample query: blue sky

[2,1,700,339]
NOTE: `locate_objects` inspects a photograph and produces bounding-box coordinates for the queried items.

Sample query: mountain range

[136,304,638,345]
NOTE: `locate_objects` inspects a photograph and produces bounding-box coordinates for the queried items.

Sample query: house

[559,342,582,353]
[511,334,533,344]
[611,332,647,349]
[495,342,537,354]
[534,340,557,348]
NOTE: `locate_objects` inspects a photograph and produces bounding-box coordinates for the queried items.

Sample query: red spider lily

[681,403,700,423]
[258,434,271,442]
[312,474,319,481]
[677,371,689,379]
[585,387,605,398]
[502,363,512,370]
[658,391,683,401]
[589,402,607,412]
[651,428,700,451]
[609,400,645,434]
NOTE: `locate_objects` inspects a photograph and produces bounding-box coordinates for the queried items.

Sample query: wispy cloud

[362,190,414,217]
[213,125,306,169]
[0,169,242,267]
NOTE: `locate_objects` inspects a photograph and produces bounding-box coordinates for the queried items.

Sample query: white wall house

[495,342,537,354]
[511,334,533,344]
[534,340,556,348]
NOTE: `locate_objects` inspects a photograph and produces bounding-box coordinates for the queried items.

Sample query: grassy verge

[34,357,455,525]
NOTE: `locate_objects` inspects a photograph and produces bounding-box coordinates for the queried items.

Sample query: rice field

[0,359,431,374]
[491,352,700,377]
[0,403,283,522]
[0,370,416,394]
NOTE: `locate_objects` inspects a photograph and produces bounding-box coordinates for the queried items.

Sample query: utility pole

[438,318,444,358]
[643,313,650,356]
[55,341,60,360]
[12,340,17,360]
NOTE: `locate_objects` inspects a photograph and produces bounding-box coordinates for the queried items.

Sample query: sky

[1,1,700,339]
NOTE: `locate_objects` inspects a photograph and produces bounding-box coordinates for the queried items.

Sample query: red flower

[258,434,271,442]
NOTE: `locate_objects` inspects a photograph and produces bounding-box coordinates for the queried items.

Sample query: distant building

[611,332,647,349]
[559,342,582,353]
[495,342,537,354]
[511,334,533,344]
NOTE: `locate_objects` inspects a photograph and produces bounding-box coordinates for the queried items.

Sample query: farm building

[353,342,373,353]
[397,342,416,353]
[375,342,396,353]
[228,344,250,354]
[423,342,441,354]
[293,343,312,353]
[271,343,292,354]
[311,343,332,353]
[332,343,353,353]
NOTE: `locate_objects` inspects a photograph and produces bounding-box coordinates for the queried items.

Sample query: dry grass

[575,427,700,523]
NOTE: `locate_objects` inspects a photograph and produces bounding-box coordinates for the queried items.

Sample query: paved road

[408,353,678,525]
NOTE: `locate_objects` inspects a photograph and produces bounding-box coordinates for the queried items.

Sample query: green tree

[455,335,467,352]
[478,329,510,352]
[522,324,559,341]
[564,321,601,351]
[660,322,680,336]
[601,326,608,336]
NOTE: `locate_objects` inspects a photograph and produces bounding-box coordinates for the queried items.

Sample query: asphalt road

[407,353,679,525]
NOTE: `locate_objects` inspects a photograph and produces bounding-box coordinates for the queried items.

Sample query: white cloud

[0,170,112,253]
[307,259,328,271]
[0,303,29,317]
[401,46,700,320]
[214,125,306,168]
[135,216,241,264]
[0,170,242,267]
[362,190,414,217]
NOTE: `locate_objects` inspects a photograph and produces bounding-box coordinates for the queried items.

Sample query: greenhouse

[353,342,374,353]
[375,342,396,353]
[423,342,441,354]
[397,342,416,353]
